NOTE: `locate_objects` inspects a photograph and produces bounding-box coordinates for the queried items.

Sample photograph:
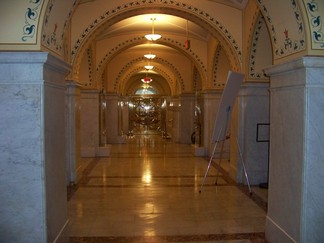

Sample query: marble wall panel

[105,93,123,144]
[202,90,223,156]
[302,65,324,242]
[268,83,304,242]
[238,83,270,185]
[66,81,82,184]
[44,81,68,242]
[80,90,99,156]
[0,52,70,242]
[0,83,46,242]
[179,93,195,144]
[265,57,324,242]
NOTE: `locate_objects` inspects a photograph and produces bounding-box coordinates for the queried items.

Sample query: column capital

[265,56,324,76]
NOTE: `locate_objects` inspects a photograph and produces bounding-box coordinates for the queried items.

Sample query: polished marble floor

[67,134,267,243]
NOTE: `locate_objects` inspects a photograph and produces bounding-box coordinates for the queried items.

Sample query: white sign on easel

[200,71,251,193]
[212,71,244,143]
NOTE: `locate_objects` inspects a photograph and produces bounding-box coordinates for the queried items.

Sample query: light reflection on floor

[67,134,267,243]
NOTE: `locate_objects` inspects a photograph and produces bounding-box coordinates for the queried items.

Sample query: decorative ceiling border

[96,36,145,72]
[257,0,306,58]
[84,48,93,87]
[155,56,184,91]
[212,45,222,87]
[96,36,206,85]
[97,36,207,73]
[249,15,267,79]
[193,66,201,91]
[303,0,324,49]
[71,0,242,62]
[41,0,79,55]
[117,66,175,94]
[113,56,184,92]
[22,0,43,42]
[151,66,177,94]
[163,37,207,73]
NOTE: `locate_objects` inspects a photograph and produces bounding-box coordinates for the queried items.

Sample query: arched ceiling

[96,14,209,41]
[72,1,246,96]
[81,12,212,95]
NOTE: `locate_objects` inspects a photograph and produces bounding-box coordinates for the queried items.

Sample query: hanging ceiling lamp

[144,64,154,70]
[141,77,153,83]
[141,70,153,84]
[144,53,156,59]
[145,18,161,41]
[144,43,156,59]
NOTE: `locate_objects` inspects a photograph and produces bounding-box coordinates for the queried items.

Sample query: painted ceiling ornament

[283,29,293,50]
[22,0,43,41]
[304,0,324,48]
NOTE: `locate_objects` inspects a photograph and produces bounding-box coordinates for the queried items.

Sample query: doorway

[128,96,167,135]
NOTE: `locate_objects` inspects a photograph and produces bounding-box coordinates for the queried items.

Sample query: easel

[199,71,252,194]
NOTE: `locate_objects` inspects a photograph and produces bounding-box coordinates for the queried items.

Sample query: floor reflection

[67,134,267,242]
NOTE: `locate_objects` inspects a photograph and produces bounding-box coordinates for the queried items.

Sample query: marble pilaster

[201,89,225,157]
[168,97,180,143]
[0,52,70,242]
[236,83,270,185]
[105,92,126,144]
[80,89,99,156]
[179,93,195,144]
[121,96,130,135]
[66,80,81,184]
[80,89,111,156]
[265,57,324,243]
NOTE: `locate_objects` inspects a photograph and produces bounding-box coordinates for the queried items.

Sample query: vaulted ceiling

[73,0,247,96]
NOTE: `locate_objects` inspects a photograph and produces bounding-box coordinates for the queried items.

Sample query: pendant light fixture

[141,77,153,83]
[144,64,154,70]
[144,43,156,59]
[144,53,156,59]
[141,71,153,83]
[141,67,154,84]
[145,18,161,41]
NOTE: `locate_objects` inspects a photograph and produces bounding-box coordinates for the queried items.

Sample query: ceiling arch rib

[113,57,184,93]
[113,57,183,95]
[117,66,178,95]
[96,35,207,86]
[71,1,243,82]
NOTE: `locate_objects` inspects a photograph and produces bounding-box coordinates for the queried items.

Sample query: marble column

[168,97,180,142]
[236,83,270,185]
[80,89,99,156]
[0,52,70,242]
[121,96,129,135]
[265,57,324,243]
[105,92,126,143]
[66,81,81,184]
[179,92,195,144]
[201,89,225,157]
[80,89,110,156]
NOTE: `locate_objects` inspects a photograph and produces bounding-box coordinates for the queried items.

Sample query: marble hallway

[67,134,267,243]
